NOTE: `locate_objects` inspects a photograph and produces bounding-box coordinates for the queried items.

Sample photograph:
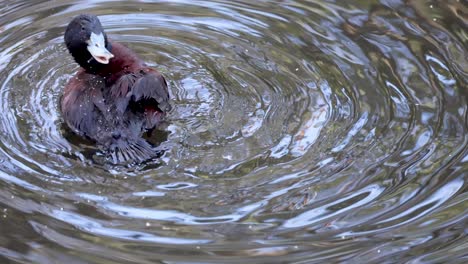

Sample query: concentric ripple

[0,0,467,263]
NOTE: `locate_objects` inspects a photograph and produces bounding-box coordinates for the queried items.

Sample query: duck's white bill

[87,32,114,64]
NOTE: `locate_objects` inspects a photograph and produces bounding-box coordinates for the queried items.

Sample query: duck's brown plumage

[61,15,170,163]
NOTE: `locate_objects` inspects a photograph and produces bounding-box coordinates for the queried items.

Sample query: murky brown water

[0,0,467,263]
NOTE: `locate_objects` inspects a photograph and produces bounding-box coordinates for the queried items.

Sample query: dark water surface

[0,0,467,263]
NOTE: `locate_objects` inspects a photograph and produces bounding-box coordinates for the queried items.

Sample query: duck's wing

[61,74,106,138]
[111,69,171,129]
[131,69,171,113]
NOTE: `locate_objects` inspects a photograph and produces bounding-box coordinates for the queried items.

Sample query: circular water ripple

[0,0,466,263]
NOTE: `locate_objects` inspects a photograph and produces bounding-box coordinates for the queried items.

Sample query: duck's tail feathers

[109,138,157,164]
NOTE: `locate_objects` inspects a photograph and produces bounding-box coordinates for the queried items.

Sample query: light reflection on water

[0,0,466,263]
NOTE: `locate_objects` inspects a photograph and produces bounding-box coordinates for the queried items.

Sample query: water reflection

[0,0,466,263]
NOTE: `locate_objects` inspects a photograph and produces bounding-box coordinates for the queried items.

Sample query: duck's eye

[81,27,85,31]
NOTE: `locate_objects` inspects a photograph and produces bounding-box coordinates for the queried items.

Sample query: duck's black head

[64,14,114,73]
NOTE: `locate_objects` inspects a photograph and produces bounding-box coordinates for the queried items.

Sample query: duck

[61,14,171,163]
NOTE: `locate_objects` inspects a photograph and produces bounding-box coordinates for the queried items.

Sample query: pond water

[0,0,467,263]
